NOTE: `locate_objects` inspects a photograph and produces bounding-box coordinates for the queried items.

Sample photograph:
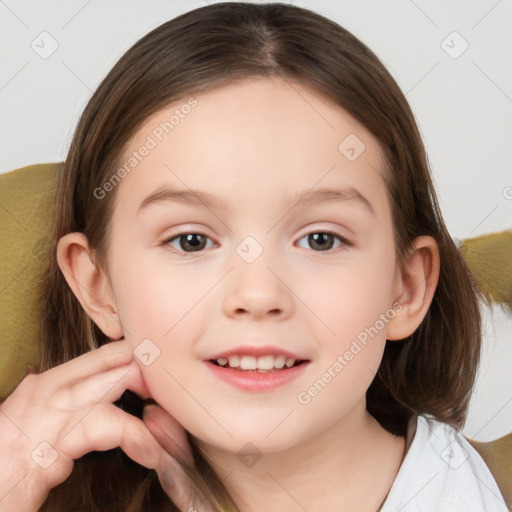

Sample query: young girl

[0,2,507,511]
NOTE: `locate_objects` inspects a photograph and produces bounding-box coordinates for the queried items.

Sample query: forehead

[113,76,387,216]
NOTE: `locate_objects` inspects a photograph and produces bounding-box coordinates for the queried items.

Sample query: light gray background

[1,0,511,440]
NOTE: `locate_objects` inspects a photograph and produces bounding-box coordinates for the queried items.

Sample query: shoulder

[380,415,508,512]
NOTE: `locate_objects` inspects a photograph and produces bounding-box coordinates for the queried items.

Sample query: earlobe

[386,236,440,341]
[56,232,123,340]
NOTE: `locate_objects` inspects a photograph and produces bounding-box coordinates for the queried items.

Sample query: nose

[222,252,294,321]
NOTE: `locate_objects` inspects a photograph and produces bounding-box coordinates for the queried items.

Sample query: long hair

[37,3,484,510]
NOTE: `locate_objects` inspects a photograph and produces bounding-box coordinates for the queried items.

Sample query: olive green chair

[1,163,511,508]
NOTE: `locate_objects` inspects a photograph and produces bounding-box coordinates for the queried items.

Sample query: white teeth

[274,355,286,369]
[215,355,299,370]
[240,356,257,370]
[228,355,240,367]
[257,355,275,370]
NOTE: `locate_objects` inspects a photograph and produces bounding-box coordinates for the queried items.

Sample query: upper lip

[206,345,309,361]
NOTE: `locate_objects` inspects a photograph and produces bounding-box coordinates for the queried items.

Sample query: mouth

[204,356,310,392]
[208,356,309,373]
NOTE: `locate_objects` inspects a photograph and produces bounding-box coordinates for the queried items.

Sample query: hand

[0,339,212,512]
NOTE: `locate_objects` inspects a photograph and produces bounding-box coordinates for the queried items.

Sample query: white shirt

[380,415,508,511]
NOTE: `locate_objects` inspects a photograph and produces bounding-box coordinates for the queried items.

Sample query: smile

[211,354,306,372]
[205,358,310,391]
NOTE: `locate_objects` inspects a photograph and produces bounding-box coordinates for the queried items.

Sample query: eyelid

[161,227,217,245]
[297,223,354,245]
[313,230,352,245]
[161,224,354,254]
[296,229,353,253]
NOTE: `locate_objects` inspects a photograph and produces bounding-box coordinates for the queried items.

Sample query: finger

[58,403,163,470]
[60,404,212,511]
[45,339,135,387]
[143,403,193,466]
[70,360,153,407]
[92,359,153,402]
[58,404,213,511]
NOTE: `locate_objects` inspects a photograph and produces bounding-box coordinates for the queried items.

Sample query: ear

[56,232,123,340]
[386,235,440,340]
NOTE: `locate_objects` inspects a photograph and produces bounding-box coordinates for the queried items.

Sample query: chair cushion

[460,230,512,313]
[0,163,60,400]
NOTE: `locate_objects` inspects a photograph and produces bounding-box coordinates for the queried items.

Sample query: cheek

[110,266,208,406]
[298,254,395,345]
[111,257,205,344]
[295,247,396,399]
[294,268,391,423]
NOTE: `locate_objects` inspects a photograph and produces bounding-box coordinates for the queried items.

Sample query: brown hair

[37,2,485,510]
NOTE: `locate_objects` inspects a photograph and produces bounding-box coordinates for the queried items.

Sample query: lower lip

[204,361,309,392]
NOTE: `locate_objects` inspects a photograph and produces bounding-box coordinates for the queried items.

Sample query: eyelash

[161,229,352,254]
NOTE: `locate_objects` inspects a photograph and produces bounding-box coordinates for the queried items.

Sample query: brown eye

[297,231,350,252]
[164,232,214,253]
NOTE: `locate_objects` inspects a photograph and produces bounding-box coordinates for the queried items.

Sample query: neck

[194,402,406,512]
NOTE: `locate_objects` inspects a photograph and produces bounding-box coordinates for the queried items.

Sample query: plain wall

[1,0,511,440]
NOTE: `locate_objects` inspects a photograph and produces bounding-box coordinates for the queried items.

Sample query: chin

[185,416,305,457]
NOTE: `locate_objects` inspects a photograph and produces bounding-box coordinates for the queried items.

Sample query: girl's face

[105,76,401,454]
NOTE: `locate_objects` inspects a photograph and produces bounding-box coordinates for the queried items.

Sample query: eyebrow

[287,187,375,216]
[137,185,375,216]
[137,186,229,214]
